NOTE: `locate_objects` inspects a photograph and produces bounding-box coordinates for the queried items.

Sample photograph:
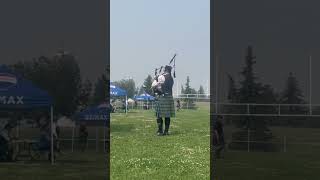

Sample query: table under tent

[0,65,55,164]
[110,84,128,113]
[74,103,110,153]
[134,93,155,110]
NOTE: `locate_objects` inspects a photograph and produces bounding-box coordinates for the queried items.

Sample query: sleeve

[157,75,165,84]
[151,79,158,88]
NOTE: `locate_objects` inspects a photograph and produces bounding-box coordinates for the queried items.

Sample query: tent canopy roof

[0,65,52,109]
[134,93,155,101]
[110,84,127,97]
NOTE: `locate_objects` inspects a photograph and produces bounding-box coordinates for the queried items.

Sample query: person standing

[176,99,181,111]
[152,65,175,136]
[79,122,88,152]
[214,115,225,159]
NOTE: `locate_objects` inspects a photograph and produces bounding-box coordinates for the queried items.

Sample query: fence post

[247,128,250,152]
[72,126,75,152]
[187,100,189,109]
[96,127,99,152]
[283,136,287,153]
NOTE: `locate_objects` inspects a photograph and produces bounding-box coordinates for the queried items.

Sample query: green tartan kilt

[155,95,175,118]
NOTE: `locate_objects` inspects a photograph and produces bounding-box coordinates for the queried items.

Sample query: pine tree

[181,85,185,94]
[198,85,205,94]
[239,46,261,103]
[229,46,275,151]
[281,72,305,105]
[182,76,196,109]
[143,75,153,95]
[280,72,306,126]
[198,85,205,98]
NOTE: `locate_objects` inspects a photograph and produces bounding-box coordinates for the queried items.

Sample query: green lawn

[0,151,107,180]
[111,103,210,180]
[215,126,320,180]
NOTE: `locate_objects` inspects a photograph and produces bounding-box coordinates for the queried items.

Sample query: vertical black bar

[210,0,215,179]
[106,0,110,179]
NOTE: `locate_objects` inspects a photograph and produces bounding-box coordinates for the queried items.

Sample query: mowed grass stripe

[111,103,210,180]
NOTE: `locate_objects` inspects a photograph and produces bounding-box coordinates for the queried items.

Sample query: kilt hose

[155,95,175,118]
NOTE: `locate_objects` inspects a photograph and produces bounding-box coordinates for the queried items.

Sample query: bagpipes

[154,53,177,81]
[152,54,177,95]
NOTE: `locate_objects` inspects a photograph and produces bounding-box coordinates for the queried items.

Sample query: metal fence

[214,103,320,153]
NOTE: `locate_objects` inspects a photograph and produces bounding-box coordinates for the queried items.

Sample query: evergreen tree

[229,46,275,151]
[113,79,136,98]
[281,72,305,105]
[143,75,153,95]
[181,85,185,94]
[238,46,261,103]
[182,76,196,109]
[93,74,108,104]
[184,76,192,94]
[280,72,306,126]
[12,51,82,116]
[198,85,205,94]
[198,85,205,98]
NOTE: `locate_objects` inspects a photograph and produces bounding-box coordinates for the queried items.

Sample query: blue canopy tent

[0,65,55,164]
[134,93,155,101]
[0,65,52,109]
[74,103,110,152]
[134,93,155,110]
[110,84,128,113]
[75,103,110,124]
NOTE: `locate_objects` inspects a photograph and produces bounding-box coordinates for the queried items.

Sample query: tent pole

[72,125,75,153]
[16,116,20,138]
[96,127,99,152]
[50,106,54,165]
[126,96,128,114]
[104,123,106,153]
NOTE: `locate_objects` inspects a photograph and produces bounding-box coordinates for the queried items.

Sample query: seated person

[0,121,16,161]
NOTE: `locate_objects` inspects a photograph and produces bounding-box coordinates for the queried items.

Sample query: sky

[111,0,210,95]
[0,0,108,83]
[215,0,320,103]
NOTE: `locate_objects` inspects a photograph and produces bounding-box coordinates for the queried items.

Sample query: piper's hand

[151,79,158,88]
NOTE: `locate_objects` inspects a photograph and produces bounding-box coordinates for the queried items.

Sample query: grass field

[0,127,107,180]
[111,102,210,180]
[3,101,319,180]
[215,125,320,180]
[0,151,107,180]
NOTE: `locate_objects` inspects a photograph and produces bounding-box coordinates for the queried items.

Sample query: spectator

[213,115,225,159]
[79,122,88,152]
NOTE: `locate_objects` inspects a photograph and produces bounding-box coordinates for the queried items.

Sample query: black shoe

[163,131,169,136]
[157,132,163,136]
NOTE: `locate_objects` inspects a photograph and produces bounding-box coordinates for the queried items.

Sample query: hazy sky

[0,0,108,82]
[215,0,320,103]
[111,0,210,95]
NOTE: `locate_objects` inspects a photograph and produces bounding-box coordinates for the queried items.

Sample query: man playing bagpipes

[151,54,176,136]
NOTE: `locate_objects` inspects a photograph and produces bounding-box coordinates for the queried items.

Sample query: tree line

[226,45,307,128]
[112,74,206,110]
[226,45,310,151]
[9,50,108,116]
[113,75,206,98]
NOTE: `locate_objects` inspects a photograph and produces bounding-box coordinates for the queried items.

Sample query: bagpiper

[152,65,175,136]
